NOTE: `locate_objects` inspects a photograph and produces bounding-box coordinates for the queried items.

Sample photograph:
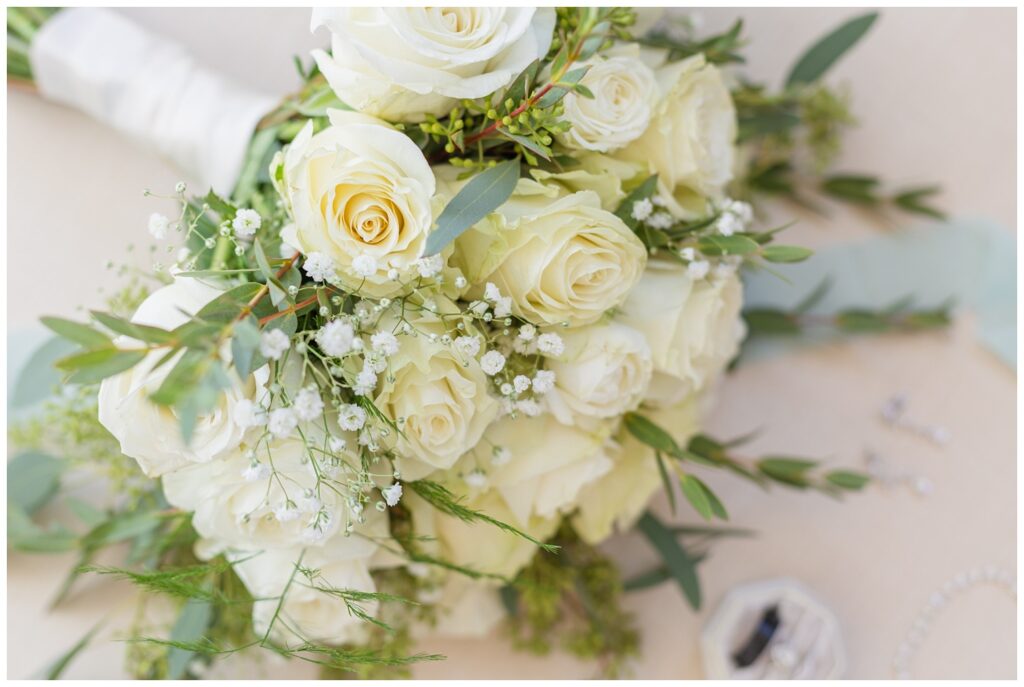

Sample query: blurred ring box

[701,578,846,679]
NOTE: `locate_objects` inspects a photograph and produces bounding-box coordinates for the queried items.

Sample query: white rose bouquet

[9,7,948,679]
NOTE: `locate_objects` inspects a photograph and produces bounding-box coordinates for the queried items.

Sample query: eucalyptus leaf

[786,12,878,87]
[57,347,148,385]
[636,512,701,610]
[167,598,214,679]
[624,412,680,455]
[762,245,813,263]
[42,622,103,680]
[10,335,76,408]
[825,470,870,490]
[90,311,174,344]
[40,316,111,348]
[423,159,519,256]
[697,234,761,257]
[8,450,63,514]
[679,474,713,521]
[231,317,261,379]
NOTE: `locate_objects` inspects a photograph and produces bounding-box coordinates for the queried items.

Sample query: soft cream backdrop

[6,7,1016,680]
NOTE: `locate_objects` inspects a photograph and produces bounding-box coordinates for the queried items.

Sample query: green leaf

[762,245,814,263]
[10,335,77,408]
[203,190,237,220]
[743,309,801,336]
[496,127,551,161]
[825,470,871,490]
[90,311,174,344]
[8,451,63,514]
[43,622,103,679]
[737,111,800,142]
[40,316,111,348]
[192,282,262,324]
[655,452,677,515]
[8,505,77,553]
[231,317,261,379]
[535,65,592,109]
[613,174,659,230]
[697,234,761,257]
[786,12,879,87]
[167,599,214,679]
[679,474,713,521]
[499,585,519,617]
[757,457,818,488]
[423,159,520,256]
[894,186,946,220]
[636,512,702,609]
[624,412,680,455]
[821,173,881,204]
[56,347,148,385]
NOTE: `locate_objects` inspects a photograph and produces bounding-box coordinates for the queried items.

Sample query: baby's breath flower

[148,213,169,239]
[516,398,543,416]
[338,404,367,431]
[415,253,444,278]
[453,335,481,358]
[328,436,347,453]
[500,382,514,395]
[232,208,261,238]
[293,385,325,421]
[518,324,537,341]
[274,503,300,523]
[316,320,355,357]
[268,407,298,438]
[536,332,565,357]
[371,331,399,356]
[352,253,378,278]
[531,369,556,394]
[716,212,742,237]
[631,198,654,221]
[304,252,336,282]
[259,328,290,360]
[353,366,378,396]
[491,446,512,465]
[382,482,403,507]
[647,211,674,230]
[232,399,266,429]
[687,260,711,280]
[480,350,506,376]
[464,470,488,489]
[454,275,468,289]
[679,246,696,261]
[513,375,531,393]
[241,461,270,482]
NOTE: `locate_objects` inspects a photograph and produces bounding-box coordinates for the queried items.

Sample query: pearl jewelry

[892,566,1016,679]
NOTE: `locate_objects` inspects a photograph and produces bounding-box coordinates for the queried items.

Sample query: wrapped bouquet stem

[8,7,950,679]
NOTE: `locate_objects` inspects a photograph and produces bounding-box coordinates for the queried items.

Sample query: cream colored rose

[373,308,499,479]
[162,439,351,550]
[276,110,435,297]
[545,321,653,425]
[407,488,558,579]
[228,510,389,646]
[618,261,746,406]
[458,414,615,527]
[97,277,268,478]
[311,8,555,121]
[616,53,737,218]
[573,399,701,544]
[559,46,657,153]
[451,181,648,327]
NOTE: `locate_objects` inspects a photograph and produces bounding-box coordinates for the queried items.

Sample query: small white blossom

[493,297,512,318]
[268,407,298,438]
[328,436,347,453]
[353,366,378,396]
[352,253,378,278]
[714,261,737,279]
[415,253,444,278]
[371,331,399,356]
[259,328,290,360]
[232,399,266,429]
[304,252,336,282]
[241,462,270,481]
[148,213,169,239]
[387,268,400,280]
[302,514,332,542]
[516,399,543,416]
[652,194,669,207]
[631,198,653,221]
[687,260,710,280]
[274,503,300,523]
[679,246,696,261]
[647,212,674,230]
[293,385,325,421]
[513,375,531,393]
[464,470,488,488]
[338,404,367,431]
[382,482,403,507]
[232,208,261,238]
[716,212,742,237]
[500,382,514,395]
[536,332,565,357]
[491,446,512,465]
[531,369,556,394]
[728,199,753,224]
[316,320,355,357]
[454,275,468,289]
[518,324,537,341]
[453,335,481,358]
[484,282,503,303]
[480,350,506,376]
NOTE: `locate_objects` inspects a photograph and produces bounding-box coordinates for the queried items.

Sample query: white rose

[311,8,555,121]
[162,439,351,550]
[97,277,269,478]
[423,576,507,639]
[460,414,615,526]
[373,306,499,478]
[616,53,737,218]
[276,110,435,297]
[618,262,746,406]
[559,45,657,153]
[406,488,558,579]
[573,399,701,544]
[229,510,389,646]
[451,181,648,327]
[545,321,653,424]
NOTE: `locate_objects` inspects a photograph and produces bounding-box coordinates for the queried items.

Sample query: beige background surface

[6,7,1017,680]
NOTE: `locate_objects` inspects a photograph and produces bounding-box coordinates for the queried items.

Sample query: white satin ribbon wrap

[31,8,278,195]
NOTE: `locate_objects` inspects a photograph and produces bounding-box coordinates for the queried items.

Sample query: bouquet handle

[30,8,277,194]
